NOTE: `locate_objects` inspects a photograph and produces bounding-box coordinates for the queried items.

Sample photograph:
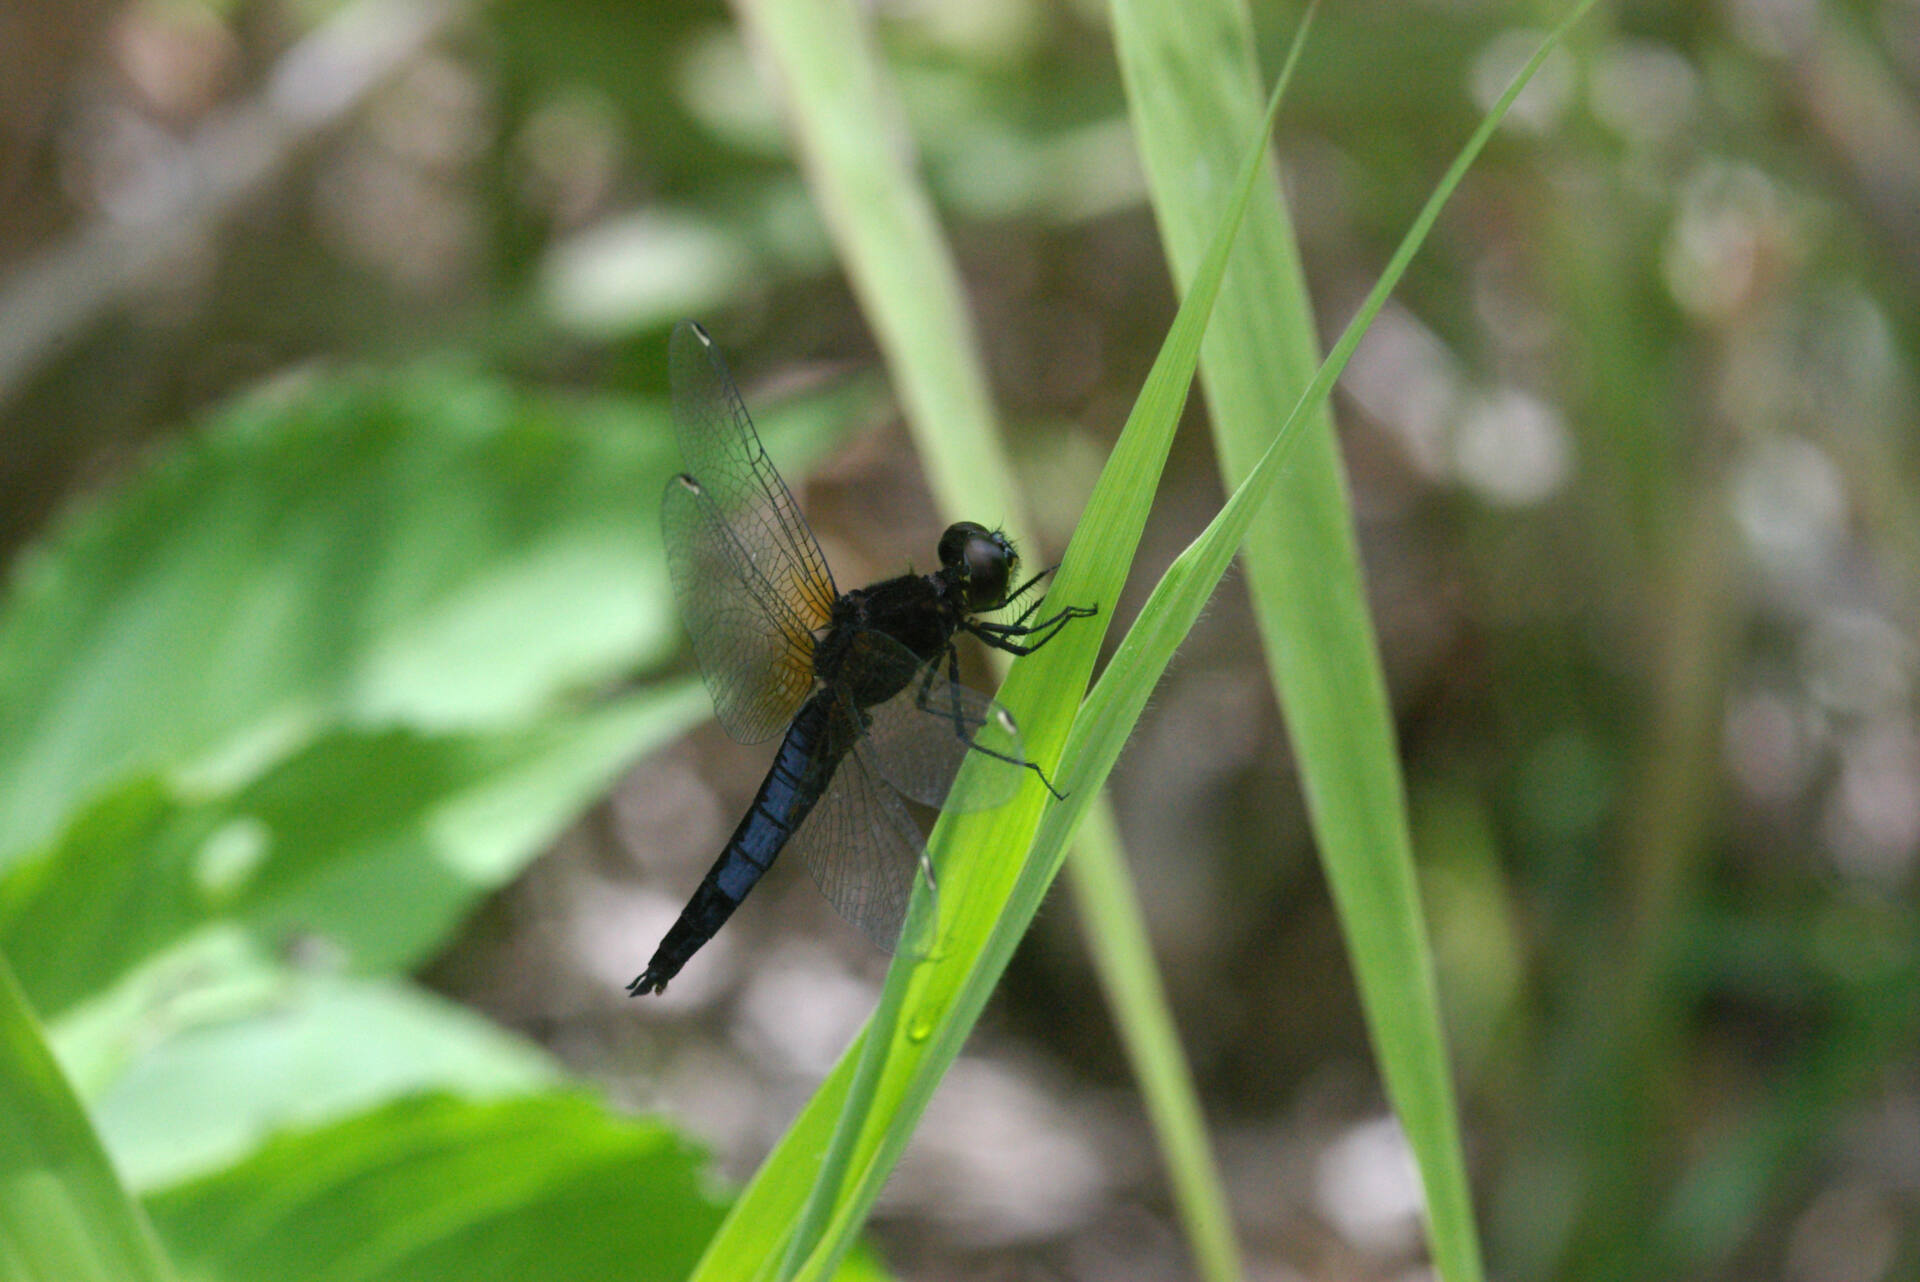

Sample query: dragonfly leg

[965,601,1097,655]
[999,567,1055,621]
[941,645,970,733]
[999,564,1097,627]
[937,644,1069,799]
[978,604,1095,639]
[910,644,982,742]
[908,651,980,742]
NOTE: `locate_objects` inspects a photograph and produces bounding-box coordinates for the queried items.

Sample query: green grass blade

[1056,14,1320,1280]
[698,1038,864,1282]
[777,68,1301,1282]
[1035,9,1602,1282]
[1063,801,1244,1282]
[731,0,1259,1273]
[780,0,1309,1242]
[691,56,1298,1282]
[0,952,176,1282]
[730,0,1023,542]
[727,0,1032,1269]
[1108,0,1475,1270]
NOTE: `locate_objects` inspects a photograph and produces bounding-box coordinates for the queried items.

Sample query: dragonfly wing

[785,702,931,954]
[845,630,1030,813]
[662,474,816,743]
[664,320,838,743]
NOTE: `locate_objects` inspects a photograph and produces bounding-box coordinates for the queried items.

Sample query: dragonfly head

[938,521,1018,613]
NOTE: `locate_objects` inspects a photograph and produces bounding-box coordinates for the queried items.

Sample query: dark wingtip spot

[674,473,702,495]
[688,321,713,347]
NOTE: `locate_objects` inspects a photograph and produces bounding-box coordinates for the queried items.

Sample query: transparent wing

[852,633,1030,813]
[786,702,932,955]
[662,474,817,743]
[785,636,1031,954]
[664,320,839,743]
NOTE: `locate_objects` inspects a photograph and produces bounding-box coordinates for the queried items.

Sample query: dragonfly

[629,321,1095,995]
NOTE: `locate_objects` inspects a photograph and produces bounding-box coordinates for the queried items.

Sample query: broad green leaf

[142,1093,892,1282]
[0,683,708,1018]
[143,1094,723,1282]
[73,963,561,1191]
[0,953,175,1282]
[0,366,855,868]
[0,778,213,1022]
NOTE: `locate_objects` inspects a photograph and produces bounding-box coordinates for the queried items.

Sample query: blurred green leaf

[0,366,855,868]
[75,965,563,1192]
[0,683,709,1017]
[142,1089,894,1282]
[0,777,212,1022]
[143,1093,723,1282]
[0,368,659,862]
[732,0,1022,543]
[0,952,176,1282]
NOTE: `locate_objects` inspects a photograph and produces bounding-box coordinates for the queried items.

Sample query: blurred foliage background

[1,0,1917,1280]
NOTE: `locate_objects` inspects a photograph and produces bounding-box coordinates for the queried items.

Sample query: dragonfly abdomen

[628,695,840,995]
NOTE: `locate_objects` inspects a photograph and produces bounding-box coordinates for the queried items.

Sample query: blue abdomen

[628,695,840,994]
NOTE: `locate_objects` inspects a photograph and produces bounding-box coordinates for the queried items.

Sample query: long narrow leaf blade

[0,953,176,1282]
[1062,11,1322,1278]
[1029,12,1601,1282]
[777,67,1305,1282]
[691,55,1299,1282]
[727,0,1039,1265]
[1107,0,1482,1274]
[1063,803,1244,1282]
[731,0,1023,543]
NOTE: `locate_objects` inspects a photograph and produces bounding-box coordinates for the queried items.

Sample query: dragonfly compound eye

[939,522,1014,610]
[965,532,1014,611]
